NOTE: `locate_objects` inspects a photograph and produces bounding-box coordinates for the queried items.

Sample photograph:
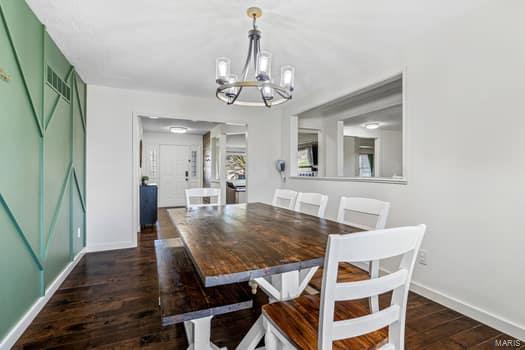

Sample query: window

[297,130,319,176]
[190,150,198,177]
[359,154,373,177]
[226,154,246,180]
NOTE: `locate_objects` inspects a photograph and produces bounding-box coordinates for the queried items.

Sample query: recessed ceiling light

[364,122,380,130]
[149,116,159,119]
[169,126,188,134]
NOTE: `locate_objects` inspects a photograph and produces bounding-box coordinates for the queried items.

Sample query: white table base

[184,316,226,350]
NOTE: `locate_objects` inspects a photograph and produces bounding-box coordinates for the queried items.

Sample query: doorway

[136,116,248,214]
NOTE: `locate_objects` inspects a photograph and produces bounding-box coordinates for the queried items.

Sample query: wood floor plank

[407,308,463,333]
[450,324,501,348]
[420,339,465,350]
[406,316,480,349]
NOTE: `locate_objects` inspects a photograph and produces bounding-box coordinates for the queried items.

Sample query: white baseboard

[86,240,136,252]
[0,248,86,350]
[409,280,525,341]
[377,266,525,341]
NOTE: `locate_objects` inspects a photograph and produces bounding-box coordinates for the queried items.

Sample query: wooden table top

[169,202,361,287]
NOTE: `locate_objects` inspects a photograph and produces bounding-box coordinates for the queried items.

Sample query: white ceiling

[343,105,402,132]
[141,117,219,135]
[27,0,482,106]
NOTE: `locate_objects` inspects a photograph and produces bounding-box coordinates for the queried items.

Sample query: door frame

[131,112,249,238]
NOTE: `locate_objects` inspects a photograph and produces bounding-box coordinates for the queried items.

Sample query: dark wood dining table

[169,202,362,350]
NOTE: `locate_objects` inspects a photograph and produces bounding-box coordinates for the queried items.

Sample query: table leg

[184,316,226,350]
[236,267,319,350]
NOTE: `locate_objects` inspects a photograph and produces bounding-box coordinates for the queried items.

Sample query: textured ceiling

[27,0,482,106]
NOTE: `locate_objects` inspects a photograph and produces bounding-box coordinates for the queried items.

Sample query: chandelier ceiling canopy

[215,7,295,108]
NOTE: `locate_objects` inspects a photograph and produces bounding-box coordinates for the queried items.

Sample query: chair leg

[369,260,380,313]
[263,317,279,350]
[264,328,279,350]
[388,319,404,350]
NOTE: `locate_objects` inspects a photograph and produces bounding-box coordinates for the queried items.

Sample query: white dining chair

[272,189,298,210]
[185,188,221,208]
[262,225,426,350]
[337,196,391,313]
[294,192,328,218]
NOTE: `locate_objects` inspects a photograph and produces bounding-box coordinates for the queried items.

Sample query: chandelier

[215,7,295,108]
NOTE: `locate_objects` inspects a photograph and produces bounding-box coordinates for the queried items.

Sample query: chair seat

[262,294,388,350]
[309,262,371,291]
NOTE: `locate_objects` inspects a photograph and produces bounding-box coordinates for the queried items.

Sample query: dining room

[1,1,524,349]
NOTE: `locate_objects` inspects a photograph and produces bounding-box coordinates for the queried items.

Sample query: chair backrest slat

[294,192,328,218]
[332,305,401,341]
[185,188,221,208]
[272,189,298,210]
[334,269,408,301]
[331,228,422,262]
[319,225,425,350]
[337,197,390,230]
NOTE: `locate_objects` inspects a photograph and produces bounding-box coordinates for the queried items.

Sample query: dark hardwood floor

[14,209,522,349]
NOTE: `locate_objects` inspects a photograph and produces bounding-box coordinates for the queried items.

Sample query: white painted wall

[86,86,282,251]
[280,3,525,339]
[379,130,402,177]
[143,131,203,146]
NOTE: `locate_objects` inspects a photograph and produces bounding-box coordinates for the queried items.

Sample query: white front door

[159,145,190,207]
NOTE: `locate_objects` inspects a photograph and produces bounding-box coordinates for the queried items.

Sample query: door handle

[185,170,189,181]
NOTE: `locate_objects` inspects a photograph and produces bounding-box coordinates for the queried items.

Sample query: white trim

[289,176,407,185]
[0,249,86,350]
[377,266,525,341]
[409,281,525,341]
[86,240,136,253]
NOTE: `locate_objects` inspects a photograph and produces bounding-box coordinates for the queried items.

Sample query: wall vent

[47,65,71,102]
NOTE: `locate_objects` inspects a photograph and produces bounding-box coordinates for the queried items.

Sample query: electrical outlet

[418,249,428,266]
[77,227,81,238]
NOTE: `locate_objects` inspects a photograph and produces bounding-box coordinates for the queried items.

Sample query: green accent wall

[0,0,86,340]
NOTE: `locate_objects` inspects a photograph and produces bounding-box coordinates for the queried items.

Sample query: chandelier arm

[275,89,291,100]
[241,37,254,81]
[254,37,261,74]
[259,89,272,108]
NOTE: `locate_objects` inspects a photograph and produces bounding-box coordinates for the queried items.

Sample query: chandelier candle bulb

[216,57,231,82]
[261,83,274,100]
[225,74,239,98]
[280,65,295,91]
[256,50,272,80]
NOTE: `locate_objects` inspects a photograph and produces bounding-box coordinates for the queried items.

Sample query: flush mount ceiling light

[169,126,188,134]
[215,7,295,108]
[364,122,380,130]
